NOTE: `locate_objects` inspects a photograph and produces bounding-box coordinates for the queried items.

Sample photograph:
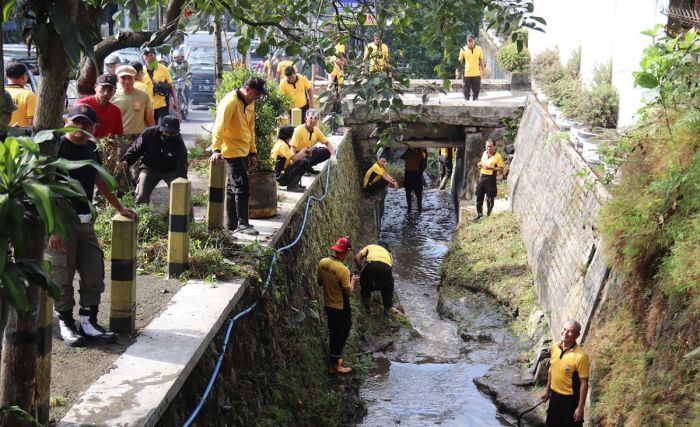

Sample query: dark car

[187,47,218,106]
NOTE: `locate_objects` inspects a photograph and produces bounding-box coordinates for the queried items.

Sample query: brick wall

[508,95,613,340]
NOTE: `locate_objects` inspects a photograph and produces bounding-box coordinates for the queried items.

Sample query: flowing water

[359,189,517,427]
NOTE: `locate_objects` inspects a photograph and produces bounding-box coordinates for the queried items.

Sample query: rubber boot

[236,197,259,235]
[486,197,494,216]
[57,311,86,347]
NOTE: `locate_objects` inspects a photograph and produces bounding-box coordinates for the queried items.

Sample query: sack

[153,81,170,96]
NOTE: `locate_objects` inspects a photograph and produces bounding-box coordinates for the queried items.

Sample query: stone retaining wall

[157,132,379,425]
[508,95,613,340]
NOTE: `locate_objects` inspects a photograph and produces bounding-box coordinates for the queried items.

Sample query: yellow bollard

[168,178,191,277]
[110,214,137,333]
[34,290,52,423]
[291,108,302,126]
[207,160,225,230]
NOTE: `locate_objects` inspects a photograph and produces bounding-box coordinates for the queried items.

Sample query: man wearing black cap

[120,115,188,204]
[211,77,269,235]
[47,103,138,347]
[76,73,124,138]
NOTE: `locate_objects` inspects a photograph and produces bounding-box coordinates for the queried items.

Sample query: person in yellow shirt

[541,320,590,427]
[438,147,453,190]
[271,125,311,192]
[142,48,179,123]
[402,148,427,210]
[474,139,504,220]
[363,33,390,73]
[5,61,36,128]
[318,236,359,374]
[328,54,346,135]
[354,243,396,316]
[363,154,398,193]
[458,34,485,101]
[210,77,269,235]
[262,54,273,80]
[279,67,314,120]
[290,109,336,174]
[276,57,297,83]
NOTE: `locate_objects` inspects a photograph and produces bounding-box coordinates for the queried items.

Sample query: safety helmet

[172,49,184,58]
[105,54,121,65]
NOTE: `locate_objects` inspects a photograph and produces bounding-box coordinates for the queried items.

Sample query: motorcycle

[176,75,192,120]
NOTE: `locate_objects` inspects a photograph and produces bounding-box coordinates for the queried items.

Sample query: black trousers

[308,146,330,168]
[475,173,497,215]
[404,170,423,209]
[154,106,169,124]
[325,305,351,364]
[360,261,394,310]
[364,179,388,194]
[463,76,481,100]
[439,154,453,181]
[546,391,583,427]
[277,158,310,186]
[225,157,249,228]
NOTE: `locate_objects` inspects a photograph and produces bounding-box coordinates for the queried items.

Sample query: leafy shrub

[539,61,566,93]
[580,83,619,128]
[566,46,581,79]
[530,48,560,79]
[593,61,613,86]
[546,77,583,110]
[496,42,530,72]
[212,66,291,171]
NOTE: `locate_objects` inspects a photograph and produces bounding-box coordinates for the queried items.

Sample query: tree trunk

[215,15,223,87]
[0,222,45,427]
[35,0,79,142]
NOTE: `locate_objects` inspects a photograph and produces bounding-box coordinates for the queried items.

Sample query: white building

[528,0,670,127]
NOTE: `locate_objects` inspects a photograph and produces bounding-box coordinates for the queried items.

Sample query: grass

[592,108,700,425]
[191,191,208,206]
[441,210,539,334]
[188,134,213,174]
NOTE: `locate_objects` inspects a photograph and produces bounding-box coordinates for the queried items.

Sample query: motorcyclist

[169,48,192,108]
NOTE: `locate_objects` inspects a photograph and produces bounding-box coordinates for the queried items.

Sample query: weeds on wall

[590,26,700,427]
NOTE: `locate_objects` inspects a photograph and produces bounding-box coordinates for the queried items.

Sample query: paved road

[180,107,213,149]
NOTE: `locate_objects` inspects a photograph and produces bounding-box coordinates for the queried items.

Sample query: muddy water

[359,189,516,427]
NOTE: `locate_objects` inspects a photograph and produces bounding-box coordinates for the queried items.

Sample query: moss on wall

[158,132,380,426]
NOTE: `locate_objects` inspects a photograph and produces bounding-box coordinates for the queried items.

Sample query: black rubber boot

[486,197,494,216]
[57,311,87,347]
[236,197,259,236]
[226,195,238,231]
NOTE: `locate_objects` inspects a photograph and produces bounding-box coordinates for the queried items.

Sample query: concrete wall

[528,0,668,126]
[508,96,613,339]
[158,132,380,425]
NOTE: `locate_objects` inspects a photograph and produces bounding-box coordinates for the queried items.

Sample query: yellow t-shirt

[146,63,173,109]
[317,256,351,309]
[480,151,504,176]
[212,90,257,158]
[440,148,452,157]
[263,60,271,75]
[549,342,590,395]
[404,149,427,172]
[271,139,295,171]
[290,124,328,151]
[363,162,385,189]
[364,42,389,72]
[279,75,312,109]
[134,79,150,97]
[358,244,393,267]
[330,61,344,88]
[6,84,36,127]
[276,60,297,78]
[459,45,484,77]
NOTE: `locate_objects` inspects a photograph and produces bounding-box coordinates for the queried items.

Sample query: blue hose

[182,162,333,426]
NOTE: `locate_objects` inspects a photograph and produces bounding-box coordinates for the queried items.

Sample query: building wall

[528,0,669,126]
[508,96,614,339]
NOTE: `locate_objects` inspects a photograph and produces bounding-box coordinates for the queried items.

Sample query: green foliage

[0,132,115,316]
[496,42,530,72]
[546,77,582,110]
[580,83,619,128]
[592,61,613,86]
[212,66,291,172]
[501,106,525,144]
[566,46,581,79]
[531,48,561,81]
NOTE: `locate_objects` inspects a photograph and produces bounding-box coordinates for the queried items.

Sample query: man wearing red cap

[317,236,359,374]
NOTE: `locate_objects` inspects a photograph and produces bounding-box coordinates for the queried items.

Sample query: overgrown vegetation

[441,211,539,334]
[496,41,530,73]
[589,26,700,426]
